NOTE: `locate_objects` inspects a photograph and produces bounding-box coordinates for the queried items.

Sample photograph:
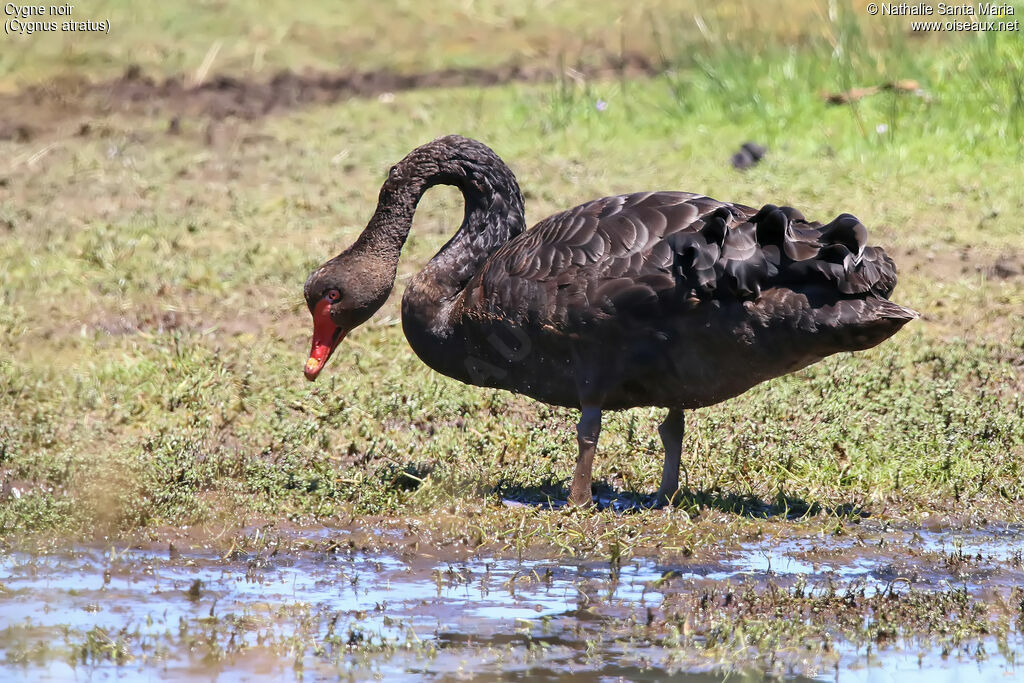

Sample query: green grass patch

[1,5,1022,549]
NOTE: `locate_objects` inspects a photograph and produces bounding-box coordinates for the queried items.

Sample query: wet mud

[0,54,659,141]
[1,525,1021,681]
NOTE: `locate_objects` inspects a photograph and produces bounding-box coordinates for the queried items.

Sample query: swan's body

[304,136,916,506]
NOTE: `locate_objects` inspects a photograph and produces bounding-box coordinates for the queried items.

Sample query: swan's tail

[825,295,919,351]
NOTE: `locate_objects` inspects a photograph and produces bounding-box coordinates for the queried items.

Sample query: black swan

[303,135,917,507]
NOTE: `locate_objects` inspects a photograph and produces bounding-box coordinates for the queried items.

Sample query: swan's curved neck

[352,137,526,335]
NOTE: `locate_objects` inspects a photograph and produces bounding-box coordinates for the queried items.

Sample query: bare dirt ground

[0,54,659,141]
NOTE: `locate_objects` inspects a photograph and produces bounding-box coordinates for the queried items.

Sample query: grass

[1,1,1023,558]
[0,0,773,87]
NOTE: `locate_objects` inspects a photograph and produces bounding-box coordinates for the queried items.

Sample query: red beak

[304,299,347,381]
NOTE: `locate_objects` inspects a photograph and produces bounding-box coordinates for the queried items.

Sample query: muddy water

[1,527,1022,681]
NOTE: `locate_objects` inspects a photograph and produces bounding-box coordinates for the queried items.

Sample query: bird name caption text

[4,4,109,35]
[865,2,1019,31]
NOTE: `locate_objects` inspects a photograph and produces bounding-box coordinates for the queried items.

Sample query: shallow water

[1,526,1021,681]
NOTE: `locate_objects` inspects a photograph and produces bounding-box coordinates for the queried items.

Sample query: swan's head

[302,251,393,381]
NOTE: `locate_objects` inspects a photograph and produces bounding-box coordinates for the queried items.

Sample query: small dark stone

[731,141,767,170]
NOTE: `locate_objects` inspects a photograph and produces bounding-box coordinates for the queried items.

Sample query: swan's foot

[641,488,682,510]
[568,406,602,507]
[647,490,677,509]
[654,409,686,508]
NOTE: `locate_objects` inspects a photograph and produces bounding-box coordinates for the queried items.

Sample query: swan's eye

[325,289,340,302]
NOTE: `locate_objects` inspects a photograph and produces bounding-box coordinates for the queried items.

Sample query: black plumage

[304,136,917,507]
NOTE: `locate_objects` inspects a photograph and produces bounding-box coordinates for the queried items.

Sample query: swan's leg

[655,409,685,507]
[568,406,602,507]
